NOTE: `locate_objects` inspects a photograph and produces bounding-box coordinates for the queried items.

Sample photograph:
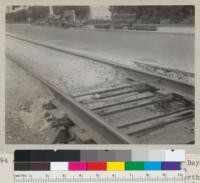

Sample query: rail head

[6,33,194,143]
[6,51,133,144]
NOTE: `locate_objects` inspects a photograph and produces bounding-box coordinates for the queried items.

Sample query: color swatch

[15,150,185,162]
[144,162,161,170]
[107,162,125,171]
[50,162,68,171]
[69,162,87,171]
[87,162,107,170]
[14,150,184,171]
[125,162,144,170]
[14,161,182,171]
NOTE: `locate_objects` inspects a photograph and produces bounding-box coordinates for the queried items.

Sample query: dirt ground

[6,36,128,95]
[5,39,128,144]
[5,58,57,144]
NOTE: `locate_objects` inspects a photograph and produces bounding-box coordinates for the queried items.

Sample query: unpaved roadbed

[6,58,57,144]
[6,36,128,95]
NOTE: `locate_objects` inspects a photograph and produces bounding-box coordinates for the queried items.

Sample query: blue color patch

[144,162,161,170]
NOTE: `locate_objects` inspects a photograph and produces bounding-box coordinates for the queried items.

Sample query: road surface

[6,24,194,73]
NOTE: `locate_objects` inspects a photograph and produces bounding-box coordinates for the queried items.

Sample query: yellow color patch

[107,162,125,171]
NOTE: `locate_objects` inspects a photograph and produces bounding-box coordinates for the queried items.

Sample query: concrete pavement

[6,24,194,73]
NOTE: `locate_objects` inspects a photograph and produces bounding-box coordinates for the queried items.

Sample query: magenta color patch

[68,162,87,171]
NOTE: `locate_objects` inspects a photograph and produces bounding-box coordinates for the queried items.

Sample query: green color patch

[125,162,144,170]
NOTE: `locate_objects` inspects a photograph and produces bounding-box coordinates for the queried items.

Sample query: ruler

[15,171,185,183]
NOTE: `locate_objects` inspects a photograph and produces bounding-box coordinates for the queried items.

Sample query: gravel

[5,58,56,144]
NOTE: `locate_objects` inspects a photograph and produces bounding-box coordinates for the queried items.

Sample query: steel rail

[6,33,194,99]
[6,53,133,144]
[6,33,194,143]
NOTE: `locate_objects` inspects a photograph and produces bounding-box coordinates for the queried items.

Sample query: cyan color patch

[144,162,161,170]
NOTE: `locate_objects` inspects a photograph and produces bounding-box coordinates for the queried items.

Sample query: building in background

[6,6,29,13]
[6,5,194,25]
[89,6,111,20]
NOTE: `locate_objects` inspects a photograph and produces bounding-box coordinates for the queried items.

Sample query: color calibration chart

[14,150,185,183]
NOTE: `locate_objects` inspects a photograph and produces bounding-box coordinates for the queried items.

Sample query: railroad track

[6,33,194,144]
